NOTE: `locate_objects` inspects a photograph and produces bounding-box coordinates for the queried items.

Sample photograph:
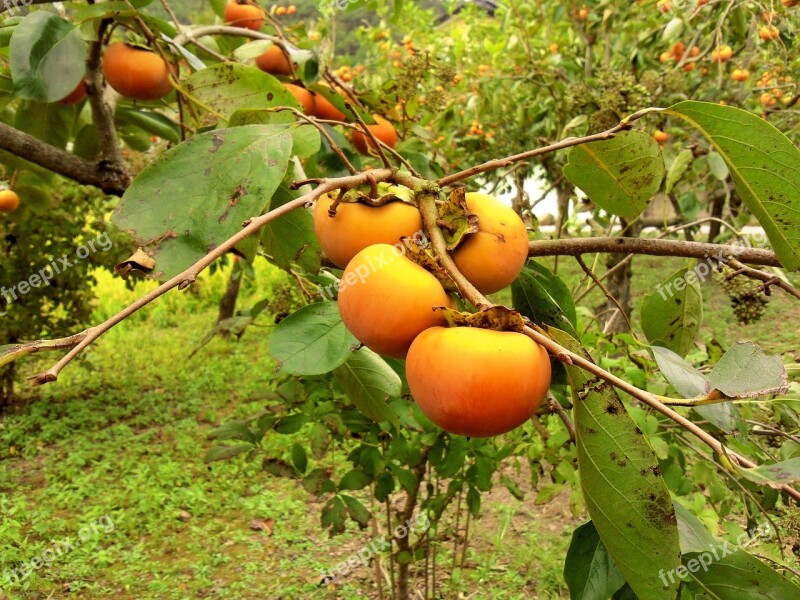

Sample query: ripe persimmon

[338,244,454,358]
[223,0,265,30]
[406,327,551,437]
[0,190,20,213]
[102,42,172,100]
[284,83,315,114]
[352,115,397,155]
[255,45,295,76]
[654,130,669,144]
[313,86,347,121]
[314,194,422,268]
[451,193,529,294]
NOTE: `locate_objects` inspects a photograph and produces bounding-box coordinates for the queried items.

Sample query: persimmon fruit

[313,86,347,121]
[654,130,669,143]
[451,192,529,294]
[255,45,295,76]
[223,0,265,30]
[406,327,551,437]
[338,244,454,358]
[0,190,20,213]
[352,116,397,155]
[102,42,172,100]
[284,83,315,114]
[313,194,423,268]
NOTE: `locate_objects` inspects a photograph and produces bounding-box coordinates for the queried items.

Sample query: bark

[602,220,642,334]
[216,268,242,325]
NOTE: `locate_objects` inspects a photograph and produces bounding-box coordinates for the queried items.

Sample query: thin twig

[574,255,635,334]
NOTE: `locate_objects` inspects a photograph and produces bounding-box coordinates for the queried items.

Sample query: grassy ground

[2,248,798,599]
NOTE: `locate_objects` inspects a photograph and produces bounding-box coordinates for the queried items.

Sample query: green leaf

[640,267,702,356]
[184,63,301,125]
[291,443,307,475]
[269,302,356,375]
[667,101,800,271]
[273,414,308,435]
[674,502,800,598]
[341,494,370,529]
[9,12,86,102]
[512,260,577,336]
[204,444,252,463]
[707,152,729,181]
[736,457,800,487]
[339,469,372,491]
[15,100,76,149]
[115,106,181,144]
[550,328,681,600]
[112,124,292,280]
[333,348,401,425]
[321,495,347,536]
[563,521,627,600]
[261,185,322,274]
[229,109,321,157]
[665,149,693,194]
[707,342,788,399]
[562,130,665,218]
[651,346,744,435]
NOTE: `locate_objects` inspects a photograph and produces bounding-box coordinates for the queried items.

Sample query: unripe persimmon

[284,83,315,114]
[223,0,265,30]
[57,80,87,104]
[102,42,172,100]
[406,327,551,437]
[0,190,20,213]
[313,195,422,268]
[338,244,454,358]
[255,45,295,76]
[352,115,397,155]
[452,192,529,294]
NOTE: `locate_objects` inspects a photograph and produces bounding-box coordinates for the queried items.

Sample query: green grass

[1,262,574,599]
[2,248,798,599]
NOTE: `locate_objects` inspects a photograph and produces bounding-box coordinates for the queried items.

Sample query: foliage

[1,0,800,598]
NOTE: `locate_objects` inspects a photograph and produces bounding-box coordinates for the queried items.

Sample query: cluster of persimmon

[757,68,794,107]
[0,188,20,213]
[658,42,701,72]
[254,45,396,155]
[312,188,551,438]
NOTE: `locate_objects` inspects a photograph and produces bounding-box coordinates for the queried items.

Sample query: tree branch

[20,169,395,384]
[529,237,783,268]
[436,107,661,187]
[0,121,129,195]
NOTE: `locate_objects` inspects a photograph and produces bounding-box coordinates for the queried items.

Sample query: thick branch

[0,121,128,195]
[85,19,130,184]
[529,237,783,268]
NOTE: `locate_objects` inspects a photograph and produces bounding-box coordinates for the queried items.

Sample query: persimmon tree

[2,1,800,599]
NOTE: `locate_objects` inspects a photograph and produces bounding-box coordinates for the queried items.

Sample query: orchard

[1,1,800,599]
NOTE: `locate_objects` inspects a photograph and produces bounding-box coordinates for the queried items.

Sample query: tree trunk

[1,363,15,412]
[602,219,642,334]
[216,266,242,326]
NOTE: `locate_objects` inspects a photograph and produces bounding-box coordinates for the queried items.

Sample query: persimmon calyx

[435,188,480,251]
[433,306,526,333]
